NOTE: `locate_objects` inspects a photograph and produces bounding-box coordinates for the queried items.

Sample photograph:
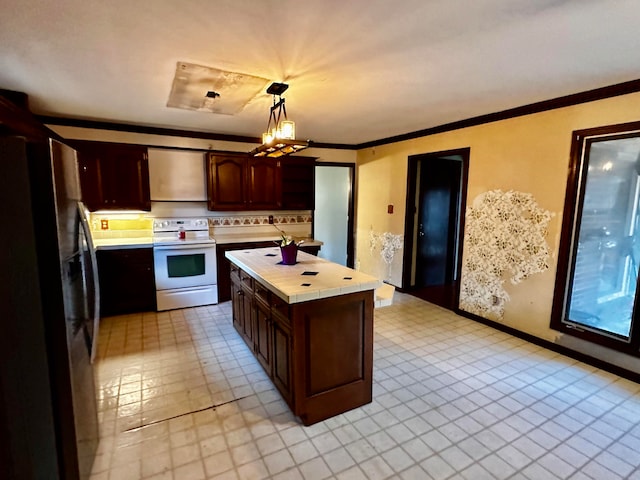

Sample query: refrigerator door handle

[77,201,101,363]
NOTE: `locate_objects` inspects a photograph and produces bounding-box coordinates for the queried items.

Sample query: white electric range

[152,218,218,311]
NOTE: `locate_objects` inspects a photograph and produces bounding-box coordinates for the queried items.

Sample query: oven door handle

[154,243,216,251]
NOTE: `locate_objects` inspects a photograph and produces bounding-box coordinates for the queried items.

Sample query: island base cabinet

[291,291,373,425]
[228,260,374,426]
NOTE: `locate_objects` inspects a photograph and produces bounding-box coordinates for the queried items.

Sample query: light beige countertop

[225,247,381,304]
[92,237,154,250]
[214,233,323,247]
[92,235,321,250]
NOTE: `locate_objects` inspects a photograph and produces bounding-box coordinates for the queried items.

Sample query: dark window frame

[551,120,640,355]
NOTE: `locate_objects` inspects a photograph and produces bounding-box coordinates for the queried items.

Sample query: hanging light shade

[279,120,295,140]
[251,83,308,158]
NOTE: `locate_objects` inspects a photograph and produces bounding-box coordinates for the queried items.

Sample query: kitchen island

[225,247,382,425]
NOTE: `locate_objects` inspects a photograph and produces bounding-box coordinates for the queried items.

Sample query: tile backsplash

[89,213,153,239]
[208,213,312,226]
[208,212,313,239]
[88,206,313,240]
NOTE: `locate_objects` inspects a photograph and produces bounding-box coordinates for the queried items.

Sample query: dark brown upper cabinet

[75,140,150,211]
[280,156,315,210]
[207,152,281,211]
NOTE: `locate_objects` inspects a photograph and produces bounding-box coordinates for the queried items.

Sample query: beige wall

[355,91,640,373]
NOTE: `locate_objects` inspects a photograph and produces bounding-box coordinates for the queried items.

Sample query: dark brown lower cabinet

[254,299,273,375]
[97,248,156,316]
[271,311,293,405]
[230,276,243,335]
[229,262,373,425]
[230,264,254,345]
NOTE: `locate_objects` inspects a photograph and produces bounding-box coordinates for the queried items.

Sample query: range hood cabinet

[148,149,207,201]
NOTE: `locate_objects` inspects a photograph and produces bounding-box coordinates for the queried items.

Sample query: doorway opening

[402,148,469,310]
[313,162,355,267]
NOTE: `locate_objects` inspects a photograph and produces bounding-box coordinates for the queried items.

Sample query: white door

[314,165,351,266]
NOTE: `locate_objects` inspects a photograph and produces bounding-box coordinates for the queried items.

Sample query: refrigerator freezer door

[50,139,81,261]
[50,140,99,479]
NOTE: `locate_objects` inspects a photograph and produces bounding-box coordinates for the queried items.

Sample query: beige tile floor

[89,293,640,480]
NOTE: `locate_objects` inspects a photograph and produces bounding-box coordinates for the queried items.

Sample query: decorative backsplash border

[208,214,312,227]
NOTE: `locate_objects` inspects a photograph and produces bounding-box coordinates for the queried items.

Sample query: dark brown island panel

[225,248,381,425]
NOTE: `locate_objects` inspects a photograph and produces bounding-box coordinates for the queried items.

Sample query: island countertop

[225,247,382,304]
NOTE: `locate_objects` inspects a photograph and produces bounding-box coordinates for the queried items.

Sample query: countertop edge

[93,238,154,250]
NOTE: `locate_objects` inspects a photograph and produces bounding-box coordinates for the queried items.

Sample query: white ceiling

[2,0,640,146]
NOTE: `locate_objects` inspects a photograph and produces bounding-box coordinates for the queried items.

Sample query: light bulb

[279,120,295,140]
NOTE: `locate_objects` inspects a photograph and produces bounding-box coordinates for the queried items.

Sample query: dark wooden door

[247,157,281,209]
[230,275,243,334]
[281,157,315,209]
[272,313,292,404]
[414,155,463,309]
[77,154,103,210]
[101,146,150,210]
[254,300,273,374]
[207,153,247,210]
[76,141,150,211]
[97,248,156,316]
[241,284,254,344]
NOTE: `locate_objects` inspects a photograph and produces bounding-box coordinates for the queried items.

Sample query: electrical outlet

[101,219,109,230]
[492,295,500,306]
[268,215,274,224]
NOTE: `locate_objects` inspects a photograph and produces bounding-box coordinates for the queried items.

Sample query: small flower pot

[280,243,298,265]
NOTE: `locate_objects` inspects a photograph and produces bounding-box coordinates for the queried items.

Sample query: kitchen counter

[225,247,380,304]
[226,247,378,425]
[92,233,322,249]
[92,237,153,250]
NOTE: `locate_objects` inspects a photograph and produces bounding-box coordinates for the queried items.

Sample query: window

[167,253,205,278]
[552,122,640,354]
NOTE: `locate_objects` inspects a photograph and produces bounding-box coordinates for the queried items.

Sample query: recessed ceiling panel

[167,62,270,115]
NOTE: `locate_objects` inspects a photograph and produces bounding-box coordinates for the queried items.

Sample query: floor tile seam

[433,401,581,472]
[417,445,506,480]
[547,383,636,452]
[455,426,582,480]
[197,418,237,477]
[568,409,640,473]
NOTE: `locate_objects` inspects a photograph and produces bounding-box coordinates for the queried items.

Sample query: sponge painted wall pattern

[369,228,404,281]
[459,189,555,321]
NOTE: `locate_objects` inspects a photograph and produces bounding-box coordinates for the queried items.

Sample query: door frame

[313,162,356,268]
[401,148,470,308]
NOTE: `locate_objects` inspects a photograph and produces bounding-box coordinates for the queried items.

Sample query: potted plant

[274,224,304,265]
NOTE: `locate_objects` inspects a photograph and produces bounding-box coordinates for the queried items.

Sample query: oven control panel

[153,218,209,232]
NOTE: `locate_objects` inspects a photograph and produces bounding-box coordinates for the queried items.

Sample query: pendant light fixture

[250,82,308,157]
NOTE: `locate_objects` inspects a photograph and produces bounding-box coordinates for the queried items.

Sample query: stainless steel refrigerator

[0,136,99,479]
